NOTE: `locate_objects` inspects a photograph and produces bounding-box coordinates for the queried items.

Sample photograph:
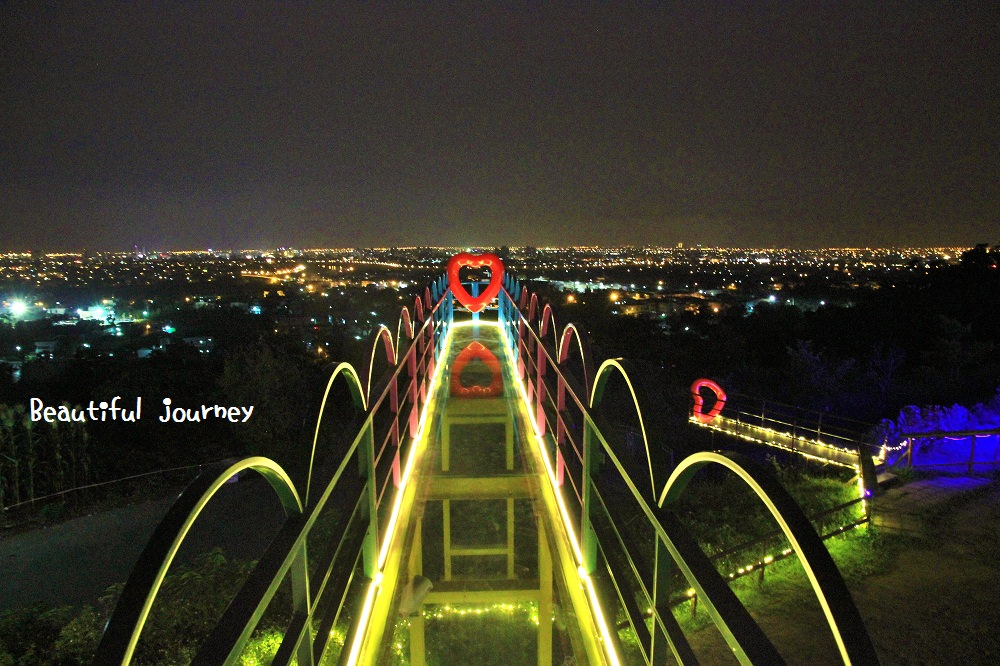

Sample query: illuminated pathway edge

[94,261,879,665]
[352,322,613,665]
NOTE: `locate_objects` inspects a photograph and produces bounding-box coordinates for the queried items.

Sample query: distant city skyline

[2,3,997,251]
[0,242,984,256]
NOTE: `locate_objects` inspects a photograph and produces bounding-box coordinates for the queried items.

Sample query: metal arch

[505,275,523,306]
[540,302,557,348]
[657,451,879,665]
[557,322,596,396]
[396,306,414,344]
[528,291,539,323]
[305,362,366,506]
[413,295,425,322]
[365,325,397,402]
[93,457,302,665]
[590,358,657,500]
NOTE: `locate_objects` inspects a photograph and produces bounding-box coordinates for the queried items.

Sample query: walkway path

[871,475,993,534]
[0,475,287,611]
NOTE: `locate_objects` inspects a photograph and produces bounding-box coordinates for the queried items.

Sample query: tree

[219,344,315,480]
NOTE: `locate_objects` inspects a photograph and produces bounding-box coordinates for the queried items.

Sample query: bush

[0,548,260,665]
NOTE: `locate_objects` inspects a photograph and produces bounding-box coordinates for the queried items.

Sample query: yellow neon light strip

[498,321,621,666]
[345,322,453,665]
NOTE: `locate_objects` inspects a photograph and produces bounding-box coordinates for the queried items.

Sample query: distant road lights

[609,291,620,302]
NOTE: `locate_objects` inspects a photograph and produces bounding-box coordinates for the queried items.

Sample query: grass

[668,480,1000,665]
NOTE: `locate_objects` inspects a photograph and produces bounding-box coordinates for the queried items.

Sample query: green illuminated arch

[590,358,656,500]
[94,457,301,665]
[306,362,366,506]
[657,450,876,665]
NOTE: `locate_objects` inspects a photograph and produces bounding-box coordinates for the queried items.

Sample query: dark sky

[1,2,997,250]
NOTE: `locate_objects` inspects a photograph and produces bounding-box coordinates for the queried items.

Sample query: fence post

[969,435,976,475]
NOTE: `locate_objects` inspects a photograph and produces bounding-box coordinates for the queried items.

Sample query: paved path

[872,475,993,534]
[0,475,286,611]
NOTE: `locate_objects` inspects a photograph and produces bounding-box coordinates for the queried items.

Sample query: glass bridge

[93,258,878,666]
[354,321,608,664]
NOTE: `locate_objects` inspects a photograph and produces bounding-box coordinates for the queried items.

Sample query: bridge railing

[892,429,1000,474]
[498,273,878,665]
[688,392,885,503]
[94,275,454,665]
[732,394,877,447]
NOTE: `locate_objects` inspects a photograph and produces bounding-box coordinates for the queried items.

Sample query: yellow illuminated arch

[657,451,864,665]
[557,323,594,395]
[396,306,414,344]
[590,358,656,499]
[106,457,301,665]
[306,362,366,505]
[366,325,397,401]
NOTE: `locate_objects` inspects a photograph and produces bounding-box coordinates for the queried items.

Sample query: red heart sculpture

[447,252,505,313]
[691,378,726,423]
[451,342,503,398]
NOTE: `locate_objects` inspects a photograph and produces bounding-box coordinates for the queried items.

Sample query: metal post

[360,423,378,579]
[581,418,598,574]
[471,280,480,323]
[651,537,671,664]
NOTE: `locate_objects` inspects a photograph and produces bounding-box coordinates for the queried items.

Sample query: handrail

[95,275,453,665]
[498,276,878,665]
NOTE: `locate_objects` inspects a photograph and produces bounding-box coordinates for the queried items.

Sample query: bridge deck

[697,414,864,468]
[351,322,614,665]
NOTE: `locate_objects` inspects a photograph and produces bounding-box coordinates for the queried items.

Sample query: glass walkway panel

[354,322,613,665]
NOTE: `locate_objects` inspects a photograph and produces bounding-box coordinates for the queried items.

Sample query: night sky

[1,2,997,251]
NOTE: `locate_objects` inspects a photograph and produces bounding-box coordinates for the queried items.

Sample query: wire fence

[1,463,205,530]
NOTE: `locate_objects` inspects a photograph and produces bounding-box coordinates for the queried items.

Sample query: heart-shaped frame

[450,341,503,398]
[691,378,726,423]
[447,252,505,313]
